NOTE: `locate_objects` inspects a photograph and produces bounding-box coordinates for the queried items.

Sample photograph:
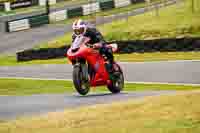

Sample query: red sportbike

[66,35,124,95]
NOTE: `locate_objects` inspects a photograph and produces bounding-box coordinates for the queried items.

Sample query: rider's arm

[95,29,107,46]
[72,33,77,42]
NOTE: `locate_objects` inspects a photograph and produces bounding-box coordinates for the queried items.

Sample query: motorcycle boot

[100,45,115,80]
[105,54,115,81]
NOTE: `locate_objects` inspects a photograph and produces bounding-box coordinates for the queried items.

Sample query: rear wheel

[73,66,90,95]
[107,64,124,93]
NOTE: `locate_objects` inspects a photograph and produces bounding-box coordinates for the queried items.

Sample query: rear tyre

[107,64,124,94]
[73,66,90,95]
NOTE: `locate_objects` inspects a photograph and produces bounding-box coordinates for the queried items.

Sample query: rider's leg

[99,46,114,73]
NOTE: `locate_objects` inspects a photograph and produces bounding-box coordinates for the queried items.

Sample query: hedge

[116,37,200,53]
[16,37,200,61]
[17,46,70,61]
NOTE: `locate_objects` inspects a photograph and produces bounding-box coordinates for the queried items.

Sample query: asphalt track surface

[0,60,199,120]
[0,61,200,84]
[0,0,178,54]
[0,91,175,120]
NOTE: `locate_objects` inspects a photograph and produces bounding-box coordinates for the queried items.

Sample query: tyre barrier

[67,7,83,19]
[29,14,49,28]
[0,3,4,11]
[99,0,115,11]
[6,13,49,32]
[16,37,200,62]
[5,0,148,32]
[82,2,100,16]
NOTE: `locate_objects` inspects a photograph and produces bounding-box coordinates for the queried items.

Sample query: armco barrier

[29,14,49,27]
[49,10,67,22]
[99,0,115,11]
[82,2,100,15]
[8,19,30,32]
[114,0,131,8]
[16,37,200,61]
[67,7,83,18]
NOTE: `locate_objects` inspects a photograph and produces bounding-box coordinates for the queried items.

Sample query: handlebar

[85,43,94,48]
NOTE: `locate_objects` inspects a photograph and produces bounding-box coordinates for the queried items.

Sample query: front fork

[73,62,89,82]
[81,63,89,81]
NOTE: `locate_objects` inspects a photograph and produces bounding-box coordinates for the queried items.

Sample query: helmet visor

[74,28,84,35]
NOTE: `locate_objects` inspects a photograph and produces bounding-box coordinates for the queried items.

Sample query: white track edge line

[0,77,199,86]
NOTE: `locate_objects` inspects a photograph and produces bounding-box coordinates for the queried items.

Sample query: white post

[4,2,11,12]
[145,0,151,11]
[39,0,56,6]
[39,0,47,6]
[49,0,56,5]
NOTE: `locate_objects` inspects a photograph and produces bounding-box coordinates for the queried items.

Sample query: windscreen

[71,35,85,50]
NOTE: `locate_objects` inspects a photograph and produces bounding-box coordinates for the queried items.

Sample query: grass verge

[0,91,200,133]
[35,0,200,49]
[0,55,70,66]
[53,0,161,25]
[114,52,200,62]
[1,52,200,66]
[101,0,200,41]
[0,78,200,95]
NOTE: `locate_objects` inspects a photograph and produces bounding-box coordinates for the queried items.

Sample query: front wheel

[73,66,90,95]
[107,64,124,94]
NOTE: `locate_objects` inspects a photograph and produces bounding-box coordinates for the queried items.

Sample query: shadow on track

[74,92,129,98]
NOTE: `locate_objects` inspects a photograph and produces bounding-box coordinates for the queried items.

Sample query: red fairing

[67,44,88,61]
[66,36,109,87]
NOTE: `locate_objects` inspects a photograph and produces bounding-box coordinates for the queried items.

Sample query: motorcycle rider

[72,19,114,75]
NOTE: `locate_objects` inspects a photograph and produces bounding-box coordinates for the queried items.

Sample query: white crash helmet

[72,19,87,36]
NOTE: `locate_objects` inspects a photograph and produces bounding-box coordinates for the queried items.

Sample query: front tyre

[73,66,90,95]
[107,64,124,94]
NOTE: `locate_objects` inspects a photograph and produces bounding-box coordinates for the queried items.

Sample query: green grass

[36,0,162,49]
[0,55,70,66]
[33,0,162,49]
[0,10,16,16]
[1,52,200,66]
[0,91,200,133]
[114,52,200,62]
[36,0,200,49]
[101,0,200,41]
[0,78,200,96]
[0,78,74,95]
[53,0,160,25]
